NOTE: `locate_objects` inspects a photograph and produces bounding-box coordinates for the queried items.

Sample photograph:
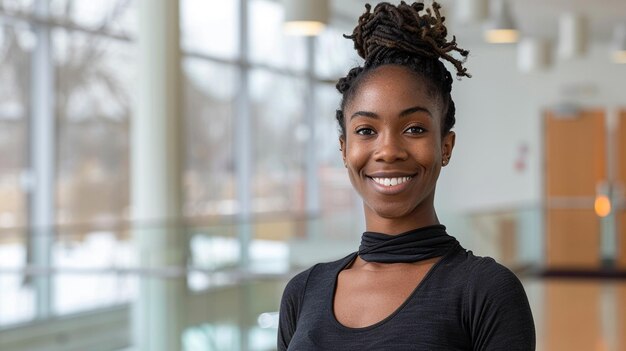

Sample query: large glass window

[248,0,306,71]
[315,83,360,240]
[181,0,239,59]
[0,0,363,333]
[0,23,30,229]
[54,29,133,226]
[53,27,135,314]
[183,58,238,217]
[0,0,34,14]
[0,21,34,326]
[49,0,137,37]
[250,69,306,214]
[314,24,362,204]
[315,26,361,80]
[314,26,363,239]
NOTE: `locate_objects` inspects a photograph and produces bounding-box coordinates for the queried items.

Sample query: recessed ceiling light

[611,23,626,64]
[283,0,329,36]
[483,0,518,44]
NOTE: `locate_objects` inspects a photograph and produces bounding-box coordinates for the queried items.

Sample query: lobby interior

[1,0,626,350]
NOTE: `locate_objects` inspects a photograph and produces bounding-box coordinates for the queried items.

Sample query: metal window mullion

[235,0,252,269]
[305,37,321,240]
[0,11,132,42]
[28,0,54,320]
[234,3,253,351]
[601,106,618,265]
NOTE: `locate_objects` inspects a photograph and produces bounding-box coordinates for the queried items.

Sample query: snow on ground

[0,232,288,327]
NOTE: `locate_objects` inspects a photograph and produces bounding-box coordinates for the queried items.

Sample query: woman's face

[340,65,455,229]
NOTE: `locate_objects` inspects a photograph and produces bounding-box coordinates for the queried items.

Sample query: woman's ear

[442,131,455,166]
[339,136,347,167]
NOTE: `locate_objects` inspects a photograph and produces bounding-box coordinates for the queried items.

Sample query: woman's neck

[363,205,440,235]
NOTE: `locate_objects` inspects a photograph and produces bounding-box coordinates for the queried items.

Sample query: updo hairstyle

[336,1,471,137]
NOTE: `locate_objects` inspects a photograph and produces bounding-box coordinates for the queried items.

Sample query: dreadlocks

[336,1,470,137]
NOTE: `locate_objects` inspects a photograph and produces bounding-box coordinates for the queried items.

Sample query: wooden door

[618,110,626,269]
[544,110,605,269]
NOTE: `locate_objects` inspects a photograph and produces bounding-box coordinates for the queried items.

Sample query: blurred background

[0,0,625,350]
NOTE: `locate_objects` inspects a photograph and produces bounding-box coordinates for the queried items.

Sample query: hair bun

[344,1,470,78]
[336,66,365,94]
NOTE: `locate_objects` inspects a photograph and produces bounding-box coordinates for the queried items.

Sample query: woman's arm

[277,268,313,351]
[464,259,536,350]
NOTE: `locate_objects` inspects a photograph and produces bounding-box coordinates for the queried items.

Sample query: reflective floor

[179,277,626,351]
[525,278,626,351]
[1,273,625,350]
[176,276,626,351]
[2,230,626,350]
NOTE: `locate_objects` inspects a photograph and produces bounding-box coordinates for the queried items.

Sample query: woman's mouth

[370,176,412,187]
[367,175,414,194]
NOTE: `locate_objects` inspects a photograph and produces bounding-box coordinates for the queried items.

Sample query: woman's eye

[405,126,425,134]
[356,128,375,135]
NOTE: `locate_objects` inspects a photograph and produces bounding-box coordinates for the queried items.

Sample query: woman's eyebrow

[350,106,432,120]
[400,106,432,118]
[350,111,379,120]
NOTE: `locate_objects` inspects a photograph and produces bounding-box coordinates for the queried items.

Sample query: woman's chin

[366,203,415,220]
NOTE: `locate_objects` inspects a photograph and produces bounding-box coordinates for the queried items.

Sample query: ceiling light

[283,0,329,36]
[611,23,626,64]
[518,38,551,73]
[483,0,518,44]
[456,0,488,25]
[557,13,588,60]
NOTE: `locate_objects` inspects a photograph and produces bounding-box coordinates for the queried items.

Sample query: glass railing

[440,204,545,270]
[0,206,550,350]
[0,210,365,350]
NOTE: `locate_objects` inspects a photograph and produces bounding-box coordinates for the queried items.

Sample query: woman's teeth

[372,176,412,186]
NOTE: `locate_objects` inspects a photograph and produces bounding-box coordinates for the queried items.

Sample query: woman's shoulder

[458,249,522,287]
[444,247,520,282]
[282,252,357,298]
[436,246,528,304]
[448,250,536,349]
[447,248,531,317]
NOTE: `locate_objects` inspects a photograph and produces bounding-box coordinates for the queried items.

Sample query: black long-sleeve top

[278,244,535,350]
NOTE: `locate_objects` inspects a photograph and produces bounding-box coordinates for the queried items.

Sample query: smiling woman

[278,2,535,350]
[340,66,451,231]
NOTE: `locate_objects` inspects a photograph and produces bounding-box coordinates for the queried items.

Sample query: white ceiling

[330,0,626,45]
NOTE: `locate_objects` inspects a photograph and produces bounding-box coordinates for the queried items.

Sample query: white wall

[436,42,626,213]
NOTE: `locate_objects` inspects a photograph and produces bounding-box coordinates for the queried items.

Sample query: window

[250,69,306,213]
[315,26,361,80]
[50,0,137,37]
[183,59,238,216]
[248,0,306,71]
[181,0,239,59]
[0,21,35,326]
[0,0,361,330]
[52,10,136,314]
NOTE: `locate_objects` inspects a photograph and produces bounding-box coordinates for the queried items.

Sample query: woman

[278,2,535,350]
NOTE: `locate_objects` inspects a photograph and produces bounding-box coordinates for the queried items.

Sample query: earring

[442,158,449,166]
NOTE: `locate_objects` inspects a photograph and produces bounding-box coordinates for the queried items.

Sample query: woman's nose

[373,134,408,163]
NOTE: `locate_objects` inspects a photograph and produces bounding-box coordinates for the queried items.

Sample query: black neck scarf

[358,225,458,263]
